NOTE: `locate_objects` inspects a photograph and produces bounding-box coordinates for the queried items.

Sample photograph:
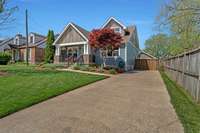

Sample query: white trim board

[53,23,88,45]
[57,41,87,47]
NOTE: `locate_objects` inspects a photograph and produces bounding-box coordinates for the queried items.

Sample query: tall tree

[45,30,55,63]
[144,34,170,59]
[0,0,17,29]
[156,0,200,51]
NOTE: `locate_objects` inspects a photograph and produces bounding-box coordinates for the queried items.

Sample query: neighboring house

[54,17,140,71]
[0,34,26,61]
[0,33,46,64]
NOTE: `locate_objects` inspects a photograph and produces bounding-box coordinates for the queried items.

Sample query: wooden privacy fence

[135,59,158,70]
[163,47,200,103]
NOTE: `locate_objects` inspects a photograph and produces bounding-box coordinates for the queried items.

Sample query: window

[28,48,31,61]
[15,38,19,45]
[102,48,119,57]
[107,49,112,56]
[111,27,121,33]
[67,49,72,57]
[113,49,119,56]
[24,48,31,61]
[30,36,34,44]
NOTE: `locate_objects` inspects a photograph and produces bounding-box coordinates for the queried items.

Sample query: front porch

[54,42,92,65]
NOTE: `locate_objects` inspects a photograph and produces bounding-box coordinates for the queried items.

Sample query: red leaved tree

[89,28,123,50]
[89,28,123,67]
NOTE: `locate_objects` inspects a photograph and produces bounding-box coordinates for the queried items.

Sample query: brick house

[0,33,46,64]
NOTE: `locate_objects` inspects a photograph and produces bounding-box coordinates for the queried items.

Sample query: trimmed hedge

[0,52,11,65]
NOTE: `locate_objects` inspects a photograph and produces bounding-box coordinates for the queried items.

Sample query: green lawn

[160,71,200,133]
[0,64,106,118]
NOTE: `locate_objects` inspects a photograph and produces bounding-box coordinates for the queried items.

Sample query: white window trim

[113,49,119,57]
[15,37,19,45]
[29,35,35,44]
[29,48,32,61]
[111,27,122,34]
[102,48,119,57]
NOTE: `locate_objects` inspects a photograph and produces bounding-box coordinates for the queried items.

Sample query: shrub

[109,69,117,74]
[89,64,99,68]
[88,67,96,72]
[45,30,55,63]
[73,65,80,70]
[80,66,90,71]
[0,52,11,65]
[118,61,125,69]
[103,66,113,70]
[117,68,124,73]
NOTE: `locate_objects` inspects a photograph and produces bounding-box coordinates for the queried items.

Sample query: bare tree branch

[0,0,18,29]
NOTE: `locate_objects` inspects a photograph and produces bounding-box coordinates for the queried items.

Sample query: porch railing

[65,54,84,67]
[65,56,74,67]
[75,54,84,65]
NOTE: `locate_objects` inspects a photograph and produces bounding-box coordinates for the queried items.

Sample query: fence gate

[134,59,158,70]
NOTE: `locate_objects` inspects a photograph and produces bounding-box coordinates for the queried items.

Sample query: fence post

[182,53,186,86]
[177,56,180,83]
[197,53,200,103]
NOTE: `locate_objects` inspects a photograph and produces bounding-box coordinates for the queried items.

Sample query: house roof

[71,23,89,39]
[138,51,157,59]
[101,17,138,47]
[19,38,47,48]
[123,25,136,44]
[0,40,4,43]
[29,32,46,38]
[0,38,13,47]
[8,44,19,49]
[18,34,59,48]
[54,22,89,45]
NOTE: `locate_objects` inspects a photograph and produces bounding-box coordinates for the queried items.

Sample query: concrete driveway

[0,71,183,133]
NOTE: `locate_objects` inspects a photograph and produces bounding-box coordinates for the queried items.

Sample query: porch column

[84,44,88,54]
[54,45,61,64]
[83,44,90,64]
[56,46,61,56]
[12,50,15,61]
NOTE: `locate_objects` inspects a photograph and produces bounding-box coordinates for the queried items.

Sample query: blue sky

[1,0,164,49]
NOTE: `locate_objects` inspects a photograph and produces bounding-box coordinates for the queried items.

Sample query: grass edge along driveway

[160,71,200,133]
[0,65,106,118]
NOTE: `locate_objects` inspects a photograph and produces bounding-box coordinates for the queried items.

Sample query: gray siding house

[54,17,140,71]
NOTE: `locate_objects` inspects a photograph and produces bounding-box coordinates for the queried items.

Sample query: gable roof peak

[29,32,46,38]
[53,22,89,45]
[102,17,126,29]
